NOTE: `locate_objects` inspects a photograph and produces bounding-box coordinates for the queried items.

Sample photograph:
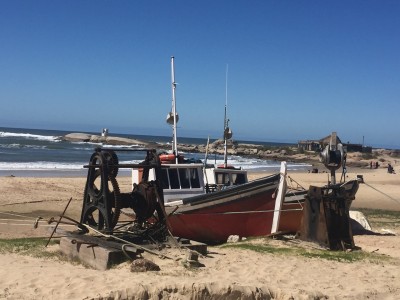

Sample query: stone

[130,258,160,272]
[227,235,241,243]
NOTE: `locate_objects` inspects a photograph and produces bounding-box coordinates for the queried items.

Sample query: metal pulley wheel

[81,151,121,231]
[102,150,119,177]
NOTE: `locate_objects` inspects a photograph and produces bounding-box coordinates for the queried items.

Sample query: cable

[363,182,400,206]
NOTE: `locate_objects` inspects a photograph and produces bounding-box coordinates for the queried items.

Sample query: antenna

[170,56,178,163]
[223,64,231,168]
[225,64,228,125]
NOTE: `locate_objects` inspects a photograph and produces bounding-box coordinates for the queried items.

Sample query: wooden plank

[271,162,287,234]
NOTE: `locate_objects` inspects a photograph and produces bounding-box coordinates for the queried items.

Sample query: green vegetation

[220,208,400,264]
[356,208,400,229]
[221,240,392,264]
[359,208,400,218]
[0,237,62,259]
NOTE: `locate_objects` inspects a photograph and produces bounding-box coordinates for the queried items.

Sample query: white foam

[202,157,311,171]
[0,131,60,142]
[0,144,48,150]
[0,162,84,170]
[0,160,144,171]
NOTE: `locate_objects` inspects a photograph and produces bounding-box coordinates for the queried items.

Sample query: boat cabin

[204,166,248,192]
[132,159,248,204]
[132,162,205,204]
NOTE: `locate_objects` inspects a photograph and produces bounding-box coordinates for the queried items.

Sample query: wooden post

[271,161,287,234]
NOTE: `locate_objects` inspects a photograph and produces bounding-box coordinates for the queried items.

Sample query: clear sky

[1,1,399,148]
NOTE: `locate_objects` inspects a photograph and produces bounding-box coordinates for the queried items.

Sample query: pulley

[224,127,232,139]
[166,112,179,125]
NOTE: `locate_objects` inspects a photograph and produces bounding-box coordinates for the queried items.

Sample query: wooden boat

[166,174,281,243]
[132,154,304,243]
[131,159,305,244]
[165,171,304,244]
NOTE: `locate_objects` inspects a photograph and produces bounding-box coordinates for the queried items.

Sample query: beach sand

[0,167,400,299]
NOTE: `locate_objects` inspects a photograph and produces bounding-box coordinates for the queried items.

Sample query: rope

[0,211,38,220]
[0,198,71,207]
[173,207,303,216]
[81,224,174,260]
[287,175,306,191]
[0,222,75,228]
[363,182,400,206]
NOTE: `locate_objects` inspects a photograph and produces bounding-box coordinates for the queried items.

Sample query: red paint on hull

[166,174,304,244]
[168,210,275,244]
[279,202,304,233]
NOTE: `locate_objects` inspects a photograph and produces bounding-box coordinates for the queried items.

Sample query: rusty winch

[80,148,166,233]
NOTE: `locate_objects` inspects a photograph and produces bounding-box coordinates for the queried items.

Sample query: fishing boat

[163,160,306,244]
[129,57,304,243]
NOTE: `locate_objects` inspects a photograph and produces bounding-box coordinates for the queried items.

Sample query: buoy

[217,164,236,169]
[159,154,176,163]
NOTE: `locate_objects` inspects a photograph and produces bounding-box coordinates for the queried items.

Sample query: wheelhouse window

[215,172,247,186]
[161,167,201,190]
[169,169,180,189]
[216,172,230,185]
[232,173,247,185]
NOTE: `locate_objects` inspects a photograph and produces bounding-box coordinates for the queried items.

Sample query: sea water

[0,127,311,177]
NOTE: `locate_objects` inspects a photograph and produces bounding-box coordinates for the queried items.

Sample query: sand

[0,167,400,299]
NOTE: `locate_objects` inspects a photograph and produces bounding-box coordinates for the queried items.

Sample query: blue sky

[1,1,399,148]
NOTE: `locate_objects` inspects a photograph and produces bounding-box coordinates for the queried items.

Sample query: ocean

[0,127,311,177]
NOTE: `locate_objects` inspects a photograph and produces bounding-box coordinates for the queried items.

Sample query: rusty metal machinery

[80,148,166,233]
[298,132,360,250]
[298,180,359,250]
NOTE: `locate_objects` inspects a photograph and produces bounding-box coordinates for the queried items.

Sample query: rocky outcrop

[62,133,322,165]
[62,133,150,147]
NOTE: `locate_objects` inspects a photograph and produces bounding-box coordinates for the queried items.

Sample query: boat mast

[223,64,229,168]
[171,56,179,163]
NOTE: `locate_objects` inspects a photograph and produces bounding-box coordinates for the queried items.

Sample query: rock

[63,133,92,142]
[182,251,205,268]
[350,210,372,234]
[130,258,160,272]
[105,136,147,146]
[62,133,149,146]
[227,235,241,243]
[186,250,199,262]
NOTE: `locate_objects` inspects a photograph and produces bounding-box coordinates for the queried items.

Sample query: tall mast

[223,64,229,168]
[170,56,179,163]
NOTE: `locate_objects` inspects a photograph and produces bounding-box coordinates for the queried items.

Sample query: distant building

[346,143,372,154]
[297,140,321,152]
[298,133,372,153]
[298,133,340,152]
